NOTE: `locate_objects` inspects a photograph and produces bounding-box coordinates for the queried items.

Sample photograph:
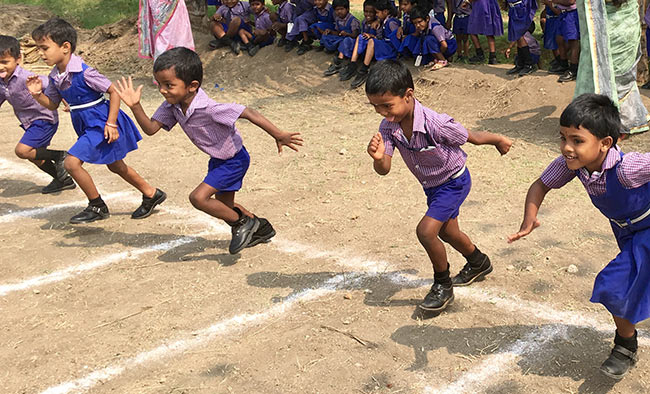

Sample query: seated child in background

[324,0,378,77]
[509,94,650,380]
[210,0,253,55]
[285,0,334,54]
[115,47,303,254]
[271,0,296,47]
[400,6,456,68]
[318,0,361,54]
[504,22,540,76]
[366,60,511,313]
[397,0,419,41]
[449,0,470,61]
[0,35,74,194]
[239,0,275,56]
[504,0,537,76]
[340,0,401,88]
[291,0,315,17]
[28,18,166,224]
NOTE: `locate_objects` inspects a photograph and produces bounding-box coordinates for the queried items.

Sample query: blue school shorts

[204,146,250,192]
[543,14,560,50]
[19,120,59,149]
[559,9,579,41]
[424,167,471,222]
[453,14,469,35]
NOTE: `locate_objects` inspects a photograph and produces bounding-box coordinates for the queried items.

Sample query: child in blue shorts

[115,47,303,254]
[0,35,74,194]
[366,60,512,312]
[28,18,166,224]
[449,0,471,61]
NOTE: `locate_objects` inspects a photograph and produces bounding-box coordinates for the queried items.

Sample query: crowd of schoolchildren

[204,0,585,86]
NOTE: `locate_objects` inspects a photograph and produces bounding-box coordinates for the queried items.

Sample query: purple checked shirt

[44,54,112,105]
[540,147,650,196]
[380,99,468,188]
[152,88,245,160]
[430,22,454,42]
[0,65,57,128]
[278,1,296,23]
[216,1,253,22]
[335,13,361,33]
[255,9,273,30]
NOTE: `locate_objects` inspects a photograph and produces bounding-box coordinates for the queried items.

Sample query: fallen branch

[320,325,377,348]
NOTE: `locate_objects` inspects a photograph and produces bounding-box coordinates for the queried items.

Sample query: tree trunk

[185,0,207,16]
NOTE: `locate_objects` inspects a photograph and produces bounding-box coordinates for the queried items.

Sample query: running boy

[0,35,74,194]
[509,94,650,380]
[115,47,303,254]
[366,60,512,312]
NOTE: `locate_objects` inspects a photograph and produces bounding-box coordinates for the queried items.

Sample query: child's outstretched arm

[467,130,512,155]
[26,75,58,110]
[507,178,550,243]
[239,108,303,154]
[367,132,391,175]
[114,77,164,136]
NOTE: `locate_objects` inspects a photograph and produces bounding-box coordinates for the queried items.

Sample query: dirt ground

[3,4,650,393]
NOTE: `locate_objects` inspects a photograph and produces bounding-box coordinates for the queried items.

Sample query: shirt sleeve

[387,19,400,32]
[210,103,246,128]
[83,67,112,93]
[378,121,395,157]
[43,76,62,105]
[350,17,361,32]
[540,155,576,188]
[429,113,468,147]
[431,25,447,42]
[618,152,650,188]
[151,102,178,131]
[216,5,228,16]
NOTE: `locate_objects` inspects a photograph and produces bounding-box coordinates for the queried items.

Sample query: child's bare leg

[65,155,100,200]
[601,315,638,379]
[350,36,361,61]
[14,143,38,161]
[438,217,474,255]
[106,159,156,198]
[433,53,445,62]
[226,17,241,38]
[487,36,495,52]
[416,216,454,311]
[363,39,374,66]
[239,29,252,45]
[212,22,226,38]
[613,316,636,338]
[470,34,481,50]
[189,183,240,222]
[440,217,492,285]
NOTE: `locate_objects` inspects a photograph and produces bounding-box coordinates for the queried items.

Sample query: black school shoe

[419,282,454,311]
[246,217,276,248]
[600,345,637,380]
[296,42,313,55]
[70,204,109,224]
[277,38,288,47]
[132,188,167,219]
[339,61,358,81]
[452,253,493,286]
[227,209,260,254]
[284,40,298,52]
[42,176,76,194]
[558,69,577,82]
[324,58,344,76]
[350,64,369,89]
[518,64,536,77]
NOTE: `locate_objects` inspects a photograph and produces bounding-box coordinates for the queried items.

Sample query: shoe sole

[42,182,76,194]
[131,192,167,220]
[229,219,261,254]
[418,293,455,312]
[600,366,631,380]
[452,264,493,287]
[69,214,109,224]
[246,229,277,248]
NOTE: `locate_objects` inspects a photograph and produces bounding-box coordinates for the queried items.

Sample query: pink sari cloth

[138,0,195,59]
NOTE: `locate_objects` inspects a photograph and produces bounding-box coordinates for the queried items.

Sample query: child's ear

[600,136,614,151]
[189,80,200,92]
[404,88,414,102]
[62,41,72,54]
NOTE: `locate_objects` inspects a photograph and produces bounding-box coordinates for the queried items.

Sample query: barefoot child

[509,94,650,380]
[366,60,511,312]
[28,18,166,223]
[115,47,303,254]
[0,35,74,194]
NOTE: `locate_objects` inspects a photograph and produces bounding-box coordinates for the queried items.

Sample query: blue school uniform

[507,0,537,42]
[402,13,416,36]
[308,5,336,39]
[543,6,561,50]
[589,155,650,324]
[57,64,141,165]
[558,6,579,41]
[452,0,471,35]
[356,17,401,60]
[339,20,377,58]
[401,20,457,64]
[320,13,361,51]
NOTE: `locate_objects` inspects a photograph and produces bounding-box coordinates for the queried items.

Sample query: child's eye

[574,139,582,144]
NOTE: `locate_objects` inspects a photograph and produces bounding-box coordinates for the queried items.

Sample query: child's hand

[275,131,303,154]
[504,47,511,58]
[496,136,512,155]
[62,99,71,112]
[461,0,471,9]
[213,13,223,22]
[396,27,404,39]
[26,75,43,95]
[114,77,144,108]
[104,123,120,144]
[507,217,540,243]
[367,132,385,160]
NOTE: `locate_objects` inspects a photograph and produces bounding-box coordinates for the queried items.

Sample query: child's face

[154,67,198,105]
[367,90,414,123]
[225,0,239,8]
[399,0,412,14]
[250,0,265,14]
[314,0,329,9]
[0,52,20,81]
[363,5,376,21]
[35,36,69,67]
[376,8,390,20]
[559,125,612,173]
[413,17,428,32]
[334,6,349,18]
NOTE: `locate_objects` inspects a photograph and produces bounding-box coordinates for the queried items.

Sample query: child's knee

[416,219,439,245]
[14,145,30,159]
[189,190,206,209]
[63,155,79,172]
[107,162,127,175]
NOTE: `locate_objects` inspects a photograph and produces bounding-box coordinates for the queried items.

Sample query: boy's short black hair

[363,0,376,7]
[153,47,203,87]
[374,0,392,11]
[560,93,622,143]
[0,35,20,59]
[32,18,77,53]
[365,59,414,97]
[333,0,350,8]
[249,0,264,4]
[409,6,430,20]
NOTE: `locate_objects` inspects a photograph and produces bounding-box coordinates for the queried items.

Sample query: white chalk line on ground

[0,157,51,182]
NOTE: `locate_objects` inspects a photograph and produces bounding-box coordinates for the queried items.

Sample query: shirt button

[415,165,420,169]
[423,180,427,184]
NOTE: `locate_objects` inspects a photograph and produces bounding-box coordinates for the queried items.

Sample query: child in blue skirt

[464,0,503,64]
[509,94,650,380]
[504,23,540,75]
[318,0,361,53]
[286,0,335,54]
[341,0,402,88]
[27,18,166,224]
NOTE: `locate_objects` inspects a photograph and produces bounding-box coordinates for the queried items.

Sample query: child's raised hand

[104,123,120,144]
[114,77,143,108]
[504,47,511,59]
[275,131,303,154]
[26,75,43,95]
[496,136,512,155]
[507,217,540,243]
[367,132,385,160]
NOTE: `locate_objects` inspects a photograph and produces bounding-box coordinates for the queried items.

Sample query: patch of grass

[0,0,138,28]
